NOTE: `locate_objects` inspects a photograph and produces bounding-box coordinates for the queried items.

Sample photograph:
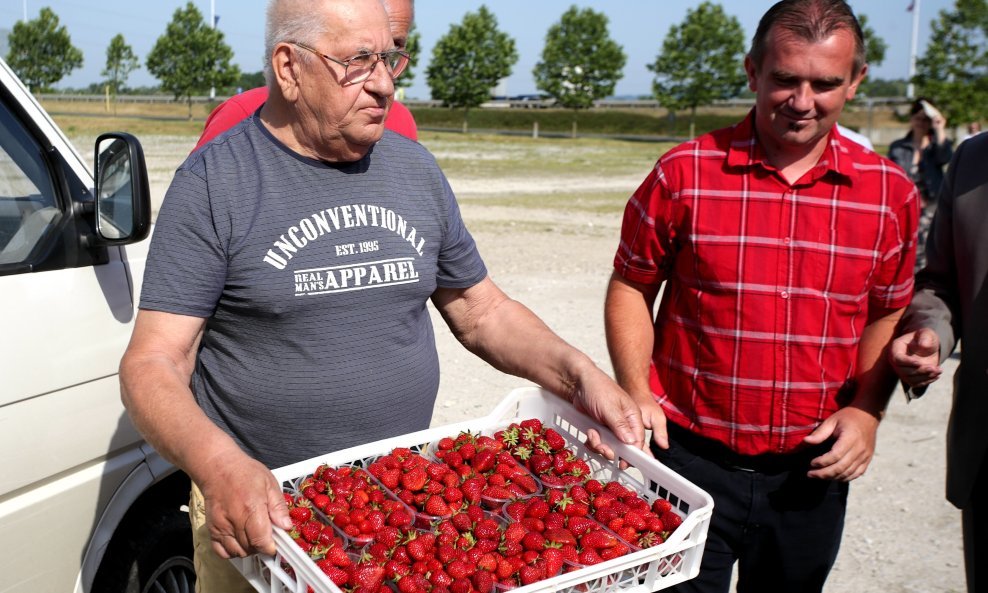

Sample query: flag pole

[907,0,921,99]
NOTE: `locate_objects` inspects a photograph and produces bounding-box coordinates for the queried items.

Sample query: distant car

[508,94,555,109]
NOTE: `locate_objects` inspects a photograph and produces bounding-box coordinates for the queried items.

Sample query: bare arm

[120,310,290,558]
[432,276,646,454]
[804,307,905,481]
[603,272,669,449]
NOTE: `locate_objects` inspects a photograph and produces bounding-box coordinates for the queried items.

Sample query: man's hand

[198,449,292,558]
[637,394,669,450]
[802,406,880,482]
[572,370,647,461]
[888,328,942,389]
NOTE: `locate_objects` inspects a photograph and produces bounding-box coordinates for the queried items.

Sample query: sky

[1,0,955,100]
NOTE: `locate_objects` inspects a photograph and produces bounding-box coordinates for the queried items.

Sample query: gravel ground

[129,133,967,593]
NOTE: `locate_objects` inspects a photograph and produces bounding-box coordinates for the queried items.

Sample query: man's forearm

[604,275,658,400]
[120,355,245,484]
[851,308,906,417]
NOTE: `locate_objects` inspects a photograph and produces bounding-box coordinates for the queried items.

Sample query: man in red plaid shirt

[605,1,919,591]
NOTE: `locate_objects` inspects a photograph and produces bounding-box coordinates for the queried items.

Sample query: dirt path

[130,134,966,593]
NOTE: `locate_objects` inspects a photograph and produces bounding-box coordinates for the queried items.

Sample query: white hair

[263,0,328,86]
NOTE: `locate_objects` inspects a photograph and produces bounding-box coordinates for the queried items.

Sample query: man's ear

[847,63,868,101]
[744,54,758,92]
[271,43,301,102]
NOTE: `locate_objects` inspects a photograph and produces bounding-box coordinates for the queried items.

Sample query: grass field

[42,97,903,142]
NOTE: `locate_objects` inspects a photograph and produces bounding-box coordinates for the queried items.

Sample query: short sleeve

[139,168,229,318]
[868,179,920,316]
[613,163,678,285]
[435,175,487,289]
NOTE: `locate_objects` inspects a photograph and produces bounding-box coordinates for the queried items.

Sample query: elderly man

[604,1,918,591]
[193,0,417,150]
[120,1,645,592]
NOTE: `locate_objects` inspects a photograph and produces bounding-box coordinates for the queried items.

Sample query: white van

[0,58,193,592]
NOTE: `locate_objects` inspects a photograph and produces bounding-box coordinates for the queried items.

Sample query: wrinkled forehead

[320,0,392,52]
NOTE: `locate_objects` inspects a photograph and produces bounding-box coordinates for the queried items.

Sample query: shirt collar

[726,109,859,185]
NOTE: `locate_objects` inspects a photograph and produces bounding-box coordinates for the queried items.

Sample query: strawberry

[577,548,603,566]
[542,547,564,577]
[472,570,495,593]
[542,428,567,451]
[580,530,619,550]
[518,564,544,585]
[662,511,684,532]
[289,505,312,524]
[543,527,577,546]
[474,517,502,541]
[425,494,452,517]
[522,531,546,551]
[401,466,428,492]
[349,563,385,591]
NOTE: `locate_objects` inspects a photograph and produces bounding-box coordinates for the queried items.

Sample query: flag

[907,1,915,11]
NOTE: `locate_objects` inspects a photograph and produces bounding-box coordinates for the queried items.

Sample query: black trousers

[963,455,988,593]
[653,424,848,593]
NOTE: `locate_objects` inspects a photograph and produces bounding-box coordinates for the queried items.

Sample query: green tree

[102,34,140,97]
[858,14,888,68]
[146,2,240,119]
[648,1,747,138]
[396,24,421,90]
[533,6,626,111]
[5,7,83,93]
[426,5,517,125]
[912,0,988,125]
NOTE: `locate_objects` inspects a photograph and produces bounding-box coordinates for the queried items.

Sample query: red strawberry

[662,511,684,531]
[425,494,452,517]
[518,564,544,585]
[577,548,603,565]
[474,517,502,541]
[349,563,385,590]
[472,570,495,593]
[581,530,619,550]
[542,547,564,577]
[522,531,546,551]
[289,505,312,524]
[543,527,577,546]
[401,467,428,492]
[542,428,567,451]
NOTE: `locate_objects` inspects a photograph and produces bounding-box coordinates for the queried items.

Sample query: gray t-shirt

[140,116,488,468]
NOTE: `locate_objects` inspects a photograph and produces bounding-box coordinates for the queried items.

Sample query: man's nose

[789,83,814,112]
[363,60,395,97]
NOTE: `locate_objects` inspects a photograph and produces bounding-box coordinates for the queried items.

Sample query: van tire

[92,505,196,593]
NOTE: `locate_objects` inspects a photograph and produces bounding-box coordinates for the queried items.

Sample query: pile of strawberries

[430,431,541,508]
[284,491,391,593]
[493,419,593,488]
[298,463,415,544]
[287,419,687,593]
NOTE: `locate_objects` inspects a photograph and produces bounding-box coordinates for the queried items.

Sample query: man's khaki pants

[190,482,256,593]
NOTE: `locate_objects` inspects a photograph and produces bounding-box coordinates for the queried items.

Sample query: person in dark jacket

[887,97,953,271]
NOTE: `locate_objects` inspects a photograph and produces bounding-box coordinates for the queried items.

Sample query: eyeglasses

[291,41,409,84]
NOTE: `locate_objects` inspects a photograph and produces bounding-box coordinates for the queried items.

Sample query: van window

[0,100,60,265]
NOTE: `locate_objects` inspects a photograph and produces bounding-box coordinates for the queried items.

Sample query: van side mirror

[94,132,151,244]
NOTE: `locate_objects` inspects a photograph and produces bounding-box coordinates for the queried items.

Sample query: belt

[665,422,828,474]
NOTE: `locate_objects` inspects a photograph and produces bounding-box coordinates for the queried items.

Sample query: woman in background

[888,98,953,271]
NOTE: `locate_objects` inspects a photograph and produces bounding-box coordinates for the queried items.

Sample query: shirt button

[784,237,791,245]
[781,291,790,299]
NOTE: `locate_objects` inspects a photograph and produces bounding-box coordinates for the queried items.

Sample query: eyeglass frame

[290,41,409,84]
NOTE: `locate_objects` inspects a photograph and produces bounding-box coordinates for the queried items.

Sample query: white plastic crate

[231,386,713,593]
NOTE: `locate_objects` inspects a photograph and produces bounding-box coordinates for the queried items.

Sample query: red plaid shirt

[615,111,919,455]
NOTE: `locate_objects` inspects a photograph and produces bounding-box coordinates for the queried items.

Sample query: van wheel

[93,505,196,593]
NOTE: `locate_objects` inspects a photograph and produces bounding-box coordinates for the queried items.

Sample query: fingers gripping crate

[232,386,713,593]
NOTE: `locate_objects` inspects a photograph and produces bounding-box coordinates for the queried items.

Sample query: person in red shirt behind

[192,0,417,153]
[605,1,919,592]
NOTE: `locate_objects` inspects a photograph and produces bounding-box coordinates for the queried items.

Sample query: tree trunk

[689,105,697,139]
